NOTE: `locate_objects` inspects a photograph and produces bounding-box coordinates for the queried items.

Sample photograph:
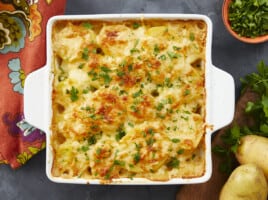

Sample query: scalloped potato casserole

[50,19,207,181]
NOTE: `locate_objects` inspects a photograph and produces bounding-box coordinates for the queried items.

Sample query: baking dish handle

[210,65,235,132]
[24,66,49,132]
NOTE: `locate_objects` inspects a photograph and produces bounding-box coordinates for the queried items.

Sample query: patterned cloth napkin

[0,0,66,169]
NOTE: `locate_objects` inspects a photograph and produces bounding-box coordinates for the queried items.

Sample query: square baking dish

[24,14,235,185]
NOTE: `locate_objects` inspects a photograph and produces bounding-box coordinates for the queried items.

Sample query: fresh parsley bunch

[213,61,268,173]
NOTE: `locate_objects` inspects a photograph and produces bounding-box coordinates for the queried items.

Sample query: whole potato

[219,163,268,200]
[236,135,268,179]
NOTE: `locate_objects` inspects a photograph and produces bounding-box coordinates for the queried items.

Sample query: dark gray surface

[1,0,268,200]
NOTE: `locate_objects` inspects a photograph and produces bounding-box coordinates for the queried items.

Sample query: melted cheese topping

[51,19,207,181]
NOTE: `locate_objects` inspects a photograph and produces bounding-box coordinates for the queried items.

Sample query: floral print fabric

[0,0,66,168]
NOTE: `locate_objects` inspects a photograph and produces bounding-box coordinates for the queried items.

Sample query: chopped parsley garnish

[100,73,112,85]
[171,138,180,143]
[130,48,139,54]
[158,54,167,60]
[146,137,155,146]
[115,129,126,141]
[164,78,173,88]
[96,148,102,156]
[167,51,180,59]
[78,63,85,69]
[189,32,195,41]
[82,22,93,29]
[167,97,173,104]
[82,88,89,94]
[81,146,89,152]
[82,47,89,60]
[89,114,96,119]
[117,71,125,77]
[119,90,127,95]
[147,128,154,135]
[58,75,67,82]
[228,0,268,38]
[133,22,141,29]
[181,115,189,121]
[130,39,140,54]
[130,105,139,113]
[114,160,125,166]
[177,149,184,155]
[173,46,181,51]
[88,70,98,81]
[156,102,164,111]
[92,48,97,54]
[132,89,143,98]
[184,89,190,96]
[166,157,179,168]
[88,135,97,145]
[128,122,134,127]
[100,66,111,73]
[133,152,141,163]
[154,44,160,56]
[68,86,79,102]
[81,105,92,111]
[128,64,133,72]
[90,124,99,131]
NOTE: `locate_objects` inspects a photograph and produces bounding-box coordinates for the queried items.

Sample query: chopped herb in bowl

[228,0,268,38]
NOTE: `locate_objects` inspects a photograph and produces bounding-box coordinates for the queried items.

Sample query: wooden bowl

[222,0,268,44]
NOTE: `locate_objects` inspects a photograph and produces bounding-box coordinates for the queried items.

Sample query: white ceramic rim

[24,13,235,185]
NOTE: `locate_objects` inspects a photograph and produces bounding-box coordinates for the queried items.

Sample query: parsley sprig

[67,86,79,102]
[213,61,268,173]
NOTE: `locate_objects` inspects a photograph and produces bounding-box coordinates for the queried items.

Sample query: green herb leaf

[100,66,111,73]
[158,54,167,60]
[156,102,164,111]
[117,71,125,77]
[88,135,97,145]
[173,46,181,51]
[82,22,93,29]
[177,149,184,155]
[146,137,155,146]
[171,138,180,143]
[261,95,268,117]
[114,160,125,166]
[166,157,179,168]
[81,146,89,152]
[128,122,134,127]
[153,44,160,56]
[82,47,89,60]
[69,86,79,102]
[100,73,112,85]
[78,63,85,69]
[189,32,195,41]
[133,22,141,29]
[167,51,179,59]
[132,89,143,98]
[184,89,190,96]
[133,152,140,163]
[115,129,126,141]
[128,64,133,72]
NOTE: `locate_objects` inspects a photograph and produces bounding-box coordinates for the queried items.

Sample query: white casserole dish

[24,14,235,185]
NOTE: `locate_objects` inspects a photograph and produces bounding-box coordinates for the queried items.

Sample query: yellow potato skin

[219,164,268,200]
[236,135,268,179]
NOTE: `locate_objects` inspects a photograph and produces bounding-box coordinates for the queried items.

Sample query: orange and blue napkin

[0,0,66,169]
